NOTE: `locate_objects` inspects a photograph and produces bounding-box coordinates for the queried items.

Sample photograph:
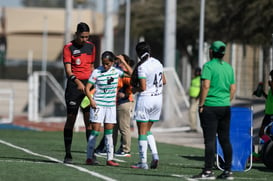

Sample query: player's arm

[199,79,210,112]
[162,73,167,85]
[85,82,96,109]
[230,84,236,101]
[139,78,146,92]
[116,55,133,75]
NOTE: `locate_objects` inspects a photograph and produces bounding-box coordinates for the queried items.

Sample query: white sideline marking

[0,159,55,164]
[0,139,117,181]
[171,174,198,181]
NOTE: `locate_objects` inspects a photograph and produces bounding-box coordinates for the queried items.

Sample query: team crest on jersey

[76,58,81,65]
[73,49,81,55]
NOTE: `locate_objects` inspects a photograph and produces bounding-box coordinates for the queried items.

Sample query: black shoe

[115,150,131,157]
[64,153,72,164]
[192,170,216,180]
[217,170,234,180]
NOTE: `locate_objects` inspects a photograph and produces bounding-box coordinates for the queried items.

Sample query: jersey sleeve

[88,69,98,84]
[63,44,72,64]
[201,63,211,80]
[138,64,146,79]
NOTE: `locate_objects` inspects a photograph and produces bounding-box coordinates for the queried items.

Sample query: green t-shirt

[265,89,273,114]
[201,58,235,106]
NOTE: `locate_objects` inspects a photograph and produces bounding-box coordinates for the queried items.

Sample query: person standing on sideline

[63,22,96,164]
[193,41,236,180]
[130,41,166,169]
[85,51,132,166]
[258,70,273,143]
[188,67,201,132]
[114,54,134,157]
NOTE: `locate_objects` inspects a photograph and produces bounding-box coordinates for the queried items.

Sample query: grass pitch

[0,129,272,181]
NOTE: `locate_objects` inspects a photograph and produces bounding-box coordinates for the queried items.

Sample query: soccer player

[130,41,166,169]
[63,22,96,164]
[85,51,132,166]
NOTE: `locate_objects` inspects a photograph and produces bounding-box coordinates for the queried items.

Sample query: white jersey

[137,57,164,96]
[88,66,123,107]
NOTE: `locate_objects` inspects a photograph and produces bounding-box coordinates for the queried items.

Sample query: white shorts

[134,94,163,122]
[90,106,117,124]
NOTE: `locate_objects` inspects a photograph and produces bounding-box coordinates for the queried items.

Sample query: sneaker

[115,151,131,157]
[63,153,73,164]
[85,158,98,165]
[192,170,216,180]
[131,162,149,170]
[217,170,234,180]
[150,159,159,169]
[106,160,120,166]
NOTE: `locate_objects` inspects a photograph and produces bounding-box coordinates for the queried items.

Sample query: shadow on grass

[251,164,273,172]
[179,155,203,162]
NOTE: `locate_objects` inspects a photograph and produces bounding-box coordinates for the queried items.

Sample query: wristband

[69,75,77,81]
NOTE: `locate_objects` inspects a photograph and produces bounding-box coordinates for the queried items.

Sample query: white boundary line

[0,139,117,181]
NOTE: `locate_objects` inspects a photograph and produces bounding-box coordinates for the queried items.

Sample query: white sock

[105,133,114,161]
[147,133,159,160]
[138,140,148,163]
[86,134,97,159]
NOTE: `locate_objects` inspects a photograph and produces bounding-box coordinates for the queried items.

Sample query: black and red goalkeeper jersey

[63,40,96,80]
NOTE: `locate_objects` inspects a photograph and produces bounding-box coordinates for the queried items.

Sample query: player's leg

[86,122,101,165]
[63,110,77,163]
[63,80,83,163]
[82,106,92,142]
[147,122,159,169]
[104,107,119,166]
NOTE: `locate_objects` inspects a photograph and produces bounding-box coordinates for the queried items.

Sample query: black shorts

[65,79,89,114]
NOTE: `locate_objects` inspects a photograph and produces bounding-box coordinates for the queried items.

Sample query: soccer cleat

[131,162,149,170]
[63,153,73,164]
[106,160,120,166]
[115,151,131,157]
[217,170,234,180]
[192,170,216,180]
[150,159,159,169]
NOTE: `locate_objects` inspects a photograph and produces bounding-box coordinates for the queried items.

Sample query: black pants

[199,106,232,171]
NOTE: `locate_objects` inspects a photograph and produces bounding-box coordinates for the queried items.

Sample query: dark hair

[76,22,90,33]
[101,51,116,62]
[135,41,151,61]
[195,67,201,75]
[212,51,225,59]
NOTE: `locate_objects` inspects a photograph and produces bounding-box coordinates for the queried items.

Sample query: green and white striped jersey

[88,66,124,107]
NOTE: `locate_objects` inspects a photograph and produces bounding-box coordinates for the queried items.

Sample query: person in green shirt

[192,41,236,180]
[258,70,273,142]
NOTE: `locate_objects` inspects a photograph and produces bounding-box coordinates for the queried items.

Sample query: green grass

[0,130,272,181]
